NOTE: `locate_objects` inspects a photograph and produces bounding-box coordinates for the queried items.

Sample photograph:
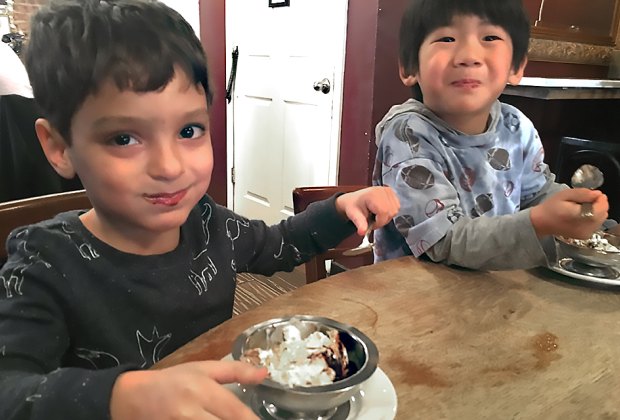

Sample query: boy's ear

[34,118,76,179]
[399,64,417,87]
[507,57,528,86]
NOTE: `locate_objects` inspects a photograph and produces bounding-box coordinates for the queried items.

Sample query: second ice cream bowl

[231,315,379,419]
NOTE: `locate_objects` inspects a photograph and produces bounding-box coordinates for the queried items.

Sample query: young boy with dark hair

[372,0,612,270]
[0,1,399,419]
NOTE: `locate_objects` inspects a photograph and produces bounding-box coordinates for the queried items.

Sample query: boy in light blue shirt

[373,0,611,270]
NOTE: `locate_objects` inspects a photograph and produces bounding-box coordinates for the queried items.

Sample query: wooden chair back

[0,190,92,264]
[292,185,373,283]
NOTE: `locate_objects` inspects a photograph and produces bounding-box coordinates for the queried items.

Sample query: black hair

[399,0,531,100]
[25,0,212,143]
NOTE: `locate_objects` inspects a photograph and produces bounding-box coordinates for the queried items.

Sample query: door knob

[313,78,331,94]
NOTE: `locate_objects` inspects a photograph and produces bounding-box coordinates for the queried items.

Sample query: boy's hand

[335,186,400,236]
[530,188,609,239]
[110,361,268,420]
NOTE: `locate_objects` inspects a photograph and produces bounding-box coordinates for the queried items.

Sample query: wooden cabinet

[523,0,620,46]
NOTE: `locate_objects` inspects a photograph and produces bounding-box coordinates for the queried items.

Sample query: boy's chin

[147,210,194,231]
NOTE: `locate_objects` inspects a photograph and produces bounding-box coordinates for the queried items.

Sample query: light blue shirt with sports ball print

[372,98,549,261]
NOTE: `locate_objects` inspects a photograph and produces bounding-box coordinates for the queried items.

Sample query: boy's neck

[442,113,491,136]
[430,107,492,135]
[79,210,181,256]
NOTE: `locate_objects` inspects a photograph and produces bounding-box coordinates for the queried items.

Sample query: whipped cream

[244,323,349,387]
[568,233,620,253]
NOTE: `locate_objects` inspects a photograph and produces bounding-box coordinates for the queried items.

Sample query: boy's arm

[224,187,397,276]
[0,364,136,420]
[425,163,563,270]
[513,123,609,238]
[424,209,555,270]
[0,262,136,420]
[230,195,358,275]
[426,168,566,270]
[426,172,610,270]
[520,167,569,208]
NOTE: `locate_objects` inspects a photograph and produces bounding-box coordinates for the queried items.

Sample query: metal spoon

[570,164,604,218]
[343,220,375,256]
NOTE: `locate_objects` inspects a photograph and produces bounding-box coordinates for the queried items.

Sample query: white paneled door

[226,0,348,225]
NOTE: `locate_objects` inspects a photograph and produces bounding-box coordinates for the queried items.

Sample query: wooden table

[156,257,620,419]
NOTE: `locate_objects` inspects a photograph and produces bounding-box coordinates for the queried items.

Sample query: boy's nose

[454,41,482,67]
[147,141,185,180]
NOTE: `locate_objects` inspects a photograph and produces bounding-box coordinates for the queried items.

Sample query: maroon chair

[292,185,374,283]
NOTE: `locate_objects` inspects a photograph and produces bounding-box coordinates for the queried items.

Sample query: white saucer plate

[222,354,397,420]
[548,260,620,287]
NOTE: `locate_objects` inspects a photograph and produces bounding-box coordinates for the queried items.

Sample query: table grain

[156,257,620,419]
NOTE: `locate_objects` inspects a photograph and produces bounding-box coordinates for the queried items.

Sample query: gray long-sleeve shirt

[0,193,355,419]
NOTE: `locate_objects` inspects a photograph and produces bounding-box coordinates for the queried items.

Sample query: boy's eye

[111,134,138,146]
[435,36,455,43]
[179,124,206,140]
[483,35,502,41]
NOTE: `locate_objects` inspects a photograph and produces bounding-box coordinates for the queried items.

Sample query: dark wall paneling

[525,61,610,79]
[523,0,620,45]
[500,95,620,175]
[338,0,410,186]
[200,0,227,205]
[338,0,380,186]
[370,0,411,174]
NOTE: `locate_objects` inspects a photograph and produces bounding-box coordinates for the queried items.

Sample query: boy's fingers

[565,187,603,203]
[371,213,389,230]
[383,188,400,218]
[348,211,370,236]
[594,193,609,206]
[198,361,268,385]
[199,383,258,420]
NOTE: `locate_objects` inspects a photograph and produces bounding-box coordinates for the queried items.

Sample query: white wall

[160,0,201,38]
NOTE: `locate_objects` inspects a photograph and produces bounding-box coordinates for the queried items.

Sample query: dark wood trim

[338,0,380,186]
[200,0,227,205]
[524,0,620,48]
[338,0,410,186]
[525,61,610,79]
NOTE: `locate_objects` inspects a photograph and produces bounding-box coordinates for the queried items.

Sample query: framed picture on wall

[269,0,290,8]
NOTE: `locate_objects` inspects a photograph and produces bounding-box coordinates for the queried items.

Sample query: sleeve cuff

[302,194,357,249]
[31,364,139,420]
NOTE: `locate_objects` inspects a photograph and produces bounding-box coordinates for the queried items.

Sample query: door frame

[199,0,407,205]
[224,0,349,210]
[199,0,227,205]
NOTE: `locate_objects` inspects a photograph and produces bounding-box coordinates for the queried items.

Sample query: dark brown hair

[25,0,212,143]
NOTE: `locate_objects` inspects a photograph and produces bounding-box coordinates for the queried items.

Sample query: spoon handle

[580,202,594,219]
[342,219,376,256]
[363,219,376,238]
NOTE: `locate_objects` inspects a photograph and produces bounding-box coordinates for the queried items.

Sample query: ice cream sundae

[243,319,349,387]
[566,232,620,253]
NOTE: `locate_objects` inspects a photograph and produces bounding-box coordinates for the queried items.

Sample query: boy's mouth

[144,189,188,206]
[451,79,481,88]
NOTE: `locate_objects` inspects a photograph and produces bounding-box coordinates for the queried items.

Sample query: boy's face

[410,15,525,134]
[39,69,213,251]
